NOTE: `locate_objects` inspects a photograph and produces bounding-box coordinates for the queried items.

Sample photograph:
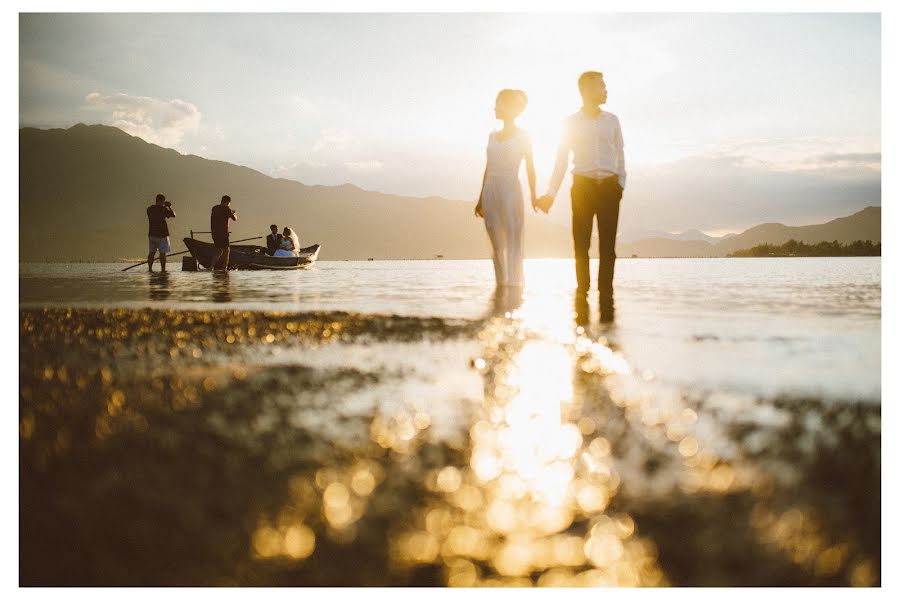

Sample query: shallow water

[19,306,880,585]
[19,257,882,585]
[20,258,881,402]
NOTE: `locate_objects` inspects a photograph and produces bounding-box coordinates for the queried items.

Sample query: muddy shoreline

[20,307,880,586]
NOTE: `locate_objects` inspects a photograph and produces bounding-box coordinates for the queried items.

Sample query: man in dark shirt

[210,195,237,270]
[266,224,283,256]
[146,193,176,272]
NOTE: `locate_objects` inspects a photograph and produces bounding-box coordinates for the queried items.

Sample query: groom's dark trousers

[571,174,623,312]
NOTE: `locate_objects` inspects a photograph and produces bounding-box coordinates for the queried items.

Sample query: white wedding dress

[481,129,529,287]
[274,233,300,257]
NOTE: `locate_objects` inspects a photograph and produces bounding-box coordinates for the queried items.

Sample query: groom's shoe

[574,293,590,328]
[599,299,615,324]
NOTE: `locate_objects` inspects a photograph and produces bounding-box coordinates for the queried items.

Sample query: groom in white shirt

[539,71,626,323]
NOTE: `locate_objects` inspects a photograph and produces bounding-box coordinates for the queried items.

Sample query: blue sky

[19,12,880,234]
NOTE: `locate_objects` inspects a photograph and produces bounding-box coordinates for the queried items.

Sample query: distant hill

[619,207,881,258]
[19,124,571,261]
[618,238,720,258]
[618,227,726,245]
[713,206,881,254]
[19,124,882,261]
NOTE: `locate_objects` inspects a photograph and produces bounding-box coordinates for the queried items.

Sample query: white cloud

[84,92,201,147]
[312,127,356,153]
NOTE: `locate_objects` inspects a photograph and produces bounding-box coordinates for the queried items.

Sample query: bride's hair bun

[497,88,528,117]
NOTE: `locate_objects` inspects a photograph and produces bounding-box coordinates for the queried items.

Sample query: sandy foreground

[19,307,880,586]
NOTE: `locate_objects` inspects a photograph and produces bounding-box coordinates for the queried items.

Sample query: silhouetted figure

[474,89,539,288]
[266,224,283,256]
[209,195,237,271]
[539,71,626,323]
[146,193,175,272]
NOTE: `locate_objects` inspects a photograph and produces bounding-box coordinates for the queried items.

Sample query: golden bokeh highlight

[387,309,668,586]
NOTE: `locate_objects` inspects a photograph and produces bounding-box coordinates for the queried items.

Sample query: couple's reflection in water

[488,282,615,334]
[489,284,524,317]
[574,292,617,336]
[396,284,660,585]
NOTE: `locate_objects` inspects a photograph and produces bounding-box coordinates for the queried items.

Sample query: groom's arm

[615,116,627,189]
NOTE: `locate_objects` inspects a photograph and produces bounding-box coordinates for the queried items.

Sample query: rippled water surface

[19,257,882,585]
[20,258,881,401]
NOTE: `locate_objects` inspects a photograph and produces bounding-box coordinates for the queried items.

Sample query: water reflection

[19,262,881,585]
[211,271,232,303]
[388,297,666,586]
[381,287,878,586]
[489,285,524,317]
[18,259,882,401]
[149,272,171,301]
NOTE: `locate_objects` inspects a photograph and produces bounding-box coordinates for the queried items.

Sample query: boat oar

[121,236,265,271]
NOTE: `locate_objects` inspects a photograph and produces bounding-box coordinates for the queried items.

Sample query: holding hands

[477,194,551,218]
[534,194,554,214]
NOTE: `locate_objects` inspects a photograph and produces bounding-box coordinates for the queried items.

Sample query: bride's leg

[506,184,525,286]
[486,225,508,286]
[507,218,525,286]
[483,181,511,287]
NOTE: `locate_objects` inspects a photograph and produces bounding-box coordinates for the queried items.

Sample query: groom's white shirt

[546,109,626,198]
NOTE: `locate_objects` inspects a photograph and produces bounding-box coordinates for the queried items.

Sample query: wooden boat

[183,238,321,270]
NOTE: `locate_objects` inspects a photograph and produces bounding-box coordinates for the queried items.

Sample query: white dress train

[274,235,299,257]
[481,130,530,287]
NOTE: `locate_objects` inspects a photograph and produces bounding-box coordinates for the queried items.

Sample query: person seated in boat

[266,224,283,256]
[273,227,300,257]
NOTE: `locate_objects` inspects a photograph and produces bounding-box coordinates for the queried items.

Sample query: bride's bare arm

[524,141,537,211]
[475,165,487,218]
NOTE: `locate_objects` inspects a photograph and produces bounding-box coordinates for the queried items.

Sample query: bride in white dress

[274,227,300,257]
[474,89,538,288]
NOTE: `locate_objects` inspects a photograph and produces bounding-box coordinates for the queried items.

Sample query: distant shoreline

[727,239,880,258]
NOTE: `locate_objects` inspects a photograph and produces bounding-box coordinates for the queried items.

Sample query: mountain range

[19,124,572,262]
[19,124,881,261]
[617,227,737,244]
[617,206,881,258]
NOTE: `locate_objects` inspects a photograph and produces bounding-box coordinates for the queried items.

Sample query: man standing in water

[146,193,176,272]
[209,195,237,271]
[539,71,626,323]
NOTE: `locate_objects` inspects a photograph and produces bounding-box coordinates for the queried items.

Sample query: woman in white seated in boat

[273,227,301,257]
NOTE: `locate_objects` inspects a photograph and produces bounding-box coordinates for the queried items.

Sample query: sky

[19,12,881,235]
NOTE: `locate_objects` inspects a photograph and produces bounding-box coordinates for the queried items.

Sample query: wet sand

[19,307,880,586]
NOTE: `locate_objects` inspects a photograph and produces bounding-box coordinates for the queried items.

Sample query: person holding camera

[209,195,237,271]
[146,193,176,272]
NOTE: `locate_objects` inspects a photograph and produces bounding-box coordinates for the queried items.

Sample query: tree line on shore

[728,239,881,257]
